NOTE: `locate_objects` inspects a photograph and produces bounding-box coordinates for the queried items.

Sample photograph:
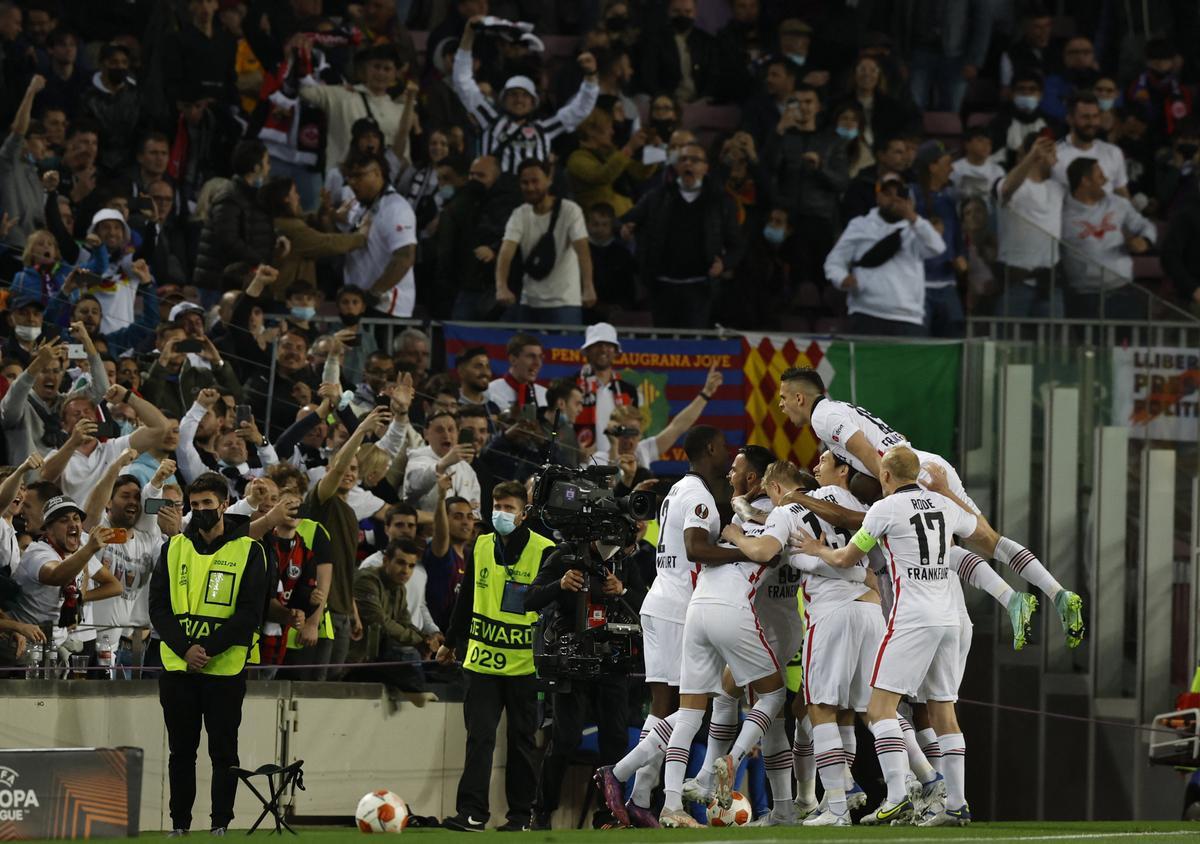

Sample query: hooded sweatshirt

[824,208,946,325]
[79,209,144,334]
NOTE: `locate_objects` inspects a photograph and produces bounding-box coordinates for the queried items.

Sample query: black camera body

[530,464,656,687]
[531,463,656,547]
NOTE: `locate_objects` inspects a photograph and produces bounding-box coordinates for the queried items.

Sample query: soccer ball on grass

[706,791,753,826]
[355,790,409,833]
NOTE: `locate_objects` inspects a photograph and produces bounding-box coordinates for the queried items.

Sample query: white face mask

[15,324,42,342]
[595,542,622,561]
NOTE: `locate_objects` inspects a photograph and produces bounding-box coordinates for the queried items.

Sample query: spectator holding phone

[402,411,481,514]
[0,330,110,465]
[41,382,171,502]
[83,452,174,672]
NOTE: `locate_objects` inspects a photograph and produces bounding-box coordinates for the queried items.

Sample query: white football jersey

[860,485,978,629]
[693,521,770,611]
[641,473,719,623]
[809,397,909,478]
[739,495,803,639]
[763,485,871,622]
[912,448,974,620]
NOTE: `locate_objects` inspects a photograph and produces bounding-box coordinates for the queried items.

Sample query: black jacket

[622,178,743,285]
[766,127,850,223]
[435,182,522,293]
[524,544,647,619]
[638,24,721,100]
[1163,193,1200,303]
[193,180,276,290]
[78,77,143,175]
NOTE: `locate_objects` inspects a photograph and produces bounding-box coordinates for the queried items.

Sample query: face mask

[464,180,486,197]
[340,312,362,326]
[588,235,614,248]
[1177,143,1199,159]
[787,52,807,66]
[651,118,676,140]
[836,126,860,140]
[670,15,693,34]
[762,224,786,245]
[596,542,621,560]
[104,69,126,87]
[436,184,456,201]
[1097,97,1116,111]
[191,507,220,532]
[491,510,518,536]
[15,324,41,342]
[1013,94,1040,113]
[290,306,316,321]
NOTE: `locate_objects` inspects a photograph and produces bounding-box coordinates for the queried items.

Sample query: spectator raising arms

[452,14,599,174]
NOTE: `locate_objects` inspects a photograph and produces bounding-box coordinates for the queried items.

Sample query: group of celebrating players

[593,367,1085,828]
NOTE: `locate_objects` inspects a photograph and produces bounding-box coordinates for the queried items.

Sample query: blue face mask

[836,126,860,140]
[290,306,316,321]
[787,53,806,67]
[437,185,456,201]
[1013,94,1040,113]
[763,224,786,245]
[492,510,518,536]
[1097,97,1115,111]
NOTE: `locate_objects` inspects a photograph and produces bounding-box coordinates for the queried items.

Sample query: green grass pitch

[108,821,1197,842]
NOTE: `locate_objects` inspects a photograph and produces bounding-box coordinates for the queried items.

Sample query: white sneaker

[711,755,735,810]
[681,777,712,806]
[804,809,851,827]
[793,796,819,820]
[846,782,868,811]
[860,798,912,826]
[659,809,702,828]
[748,809,797,827]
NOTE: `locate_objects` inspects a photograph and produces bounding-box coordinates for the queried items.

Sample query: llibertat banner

[1112,347,1200,440]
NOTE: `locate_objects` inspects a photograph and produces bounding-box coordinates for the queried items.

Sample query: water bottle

[98,648,116,680]
[26,644,43,679]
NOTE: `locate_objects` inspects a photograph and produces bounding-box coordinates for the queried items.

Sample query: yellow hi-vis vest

[284,519,334,649]
[160,532,262,676]
[462,530,553,676]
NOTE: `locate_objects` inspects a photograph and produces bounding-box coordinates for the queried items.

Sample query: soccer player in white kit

[775,366,1084,649]
[594,426,745,828]
[796,447,995,826]
[652,487,788,826]
[727,456,882,826]
[682,445,799,818]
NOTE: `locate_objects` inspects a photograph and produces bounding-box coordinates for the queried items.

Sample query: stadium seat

[923,111,963,139]
[1133,255,1163,281]
[542,35,580,60]
[682,102,742,135]
[966,112,995,129]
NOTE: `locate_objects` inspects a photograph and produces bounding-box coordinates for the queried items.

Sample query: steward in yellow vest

[147,473,269,835]
[437,481,555,832]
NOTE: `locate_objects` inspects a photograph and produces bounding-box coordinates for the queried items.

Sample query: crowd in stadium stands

[0,0,1198,671]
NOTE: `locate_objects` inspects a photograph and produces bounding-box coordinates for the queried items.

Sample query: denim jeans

[923,284,965,337]
[909,49,968,112]
[452,289,497,321]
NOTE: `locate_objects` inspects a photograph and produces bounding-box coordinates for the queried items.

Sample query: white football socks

[869,719,909,804]
[938,732,967,809]
[696,693,739,790]
[792,716,816,805]
[730,687,784,767]
[813,722,847,815]
[762,718,794,817]
[949,545,1015,606]
[917,727,943,776]
[994,536,1063,600]
[898,714,938,784]
[663,708,704,812]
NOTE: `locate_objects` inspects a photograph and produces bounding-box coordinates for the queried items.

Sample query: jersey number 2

[908,512,946,566]
[657,500,669,553]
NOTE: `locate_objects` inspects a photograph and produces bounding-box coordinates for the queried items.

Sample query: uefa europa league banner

[0,747,142,839]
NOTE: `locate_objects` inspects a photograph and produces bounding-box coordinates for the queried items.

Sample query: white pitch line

[699,832,1196,844]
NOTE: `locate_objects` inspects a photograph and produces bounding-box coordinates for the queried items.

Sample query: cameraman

[524,538,647,829]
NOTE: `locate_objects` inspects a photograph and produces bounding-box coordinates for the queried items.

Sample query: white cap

[582,322,621,351]
[168,301,205,322]
[501,75,539,106]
